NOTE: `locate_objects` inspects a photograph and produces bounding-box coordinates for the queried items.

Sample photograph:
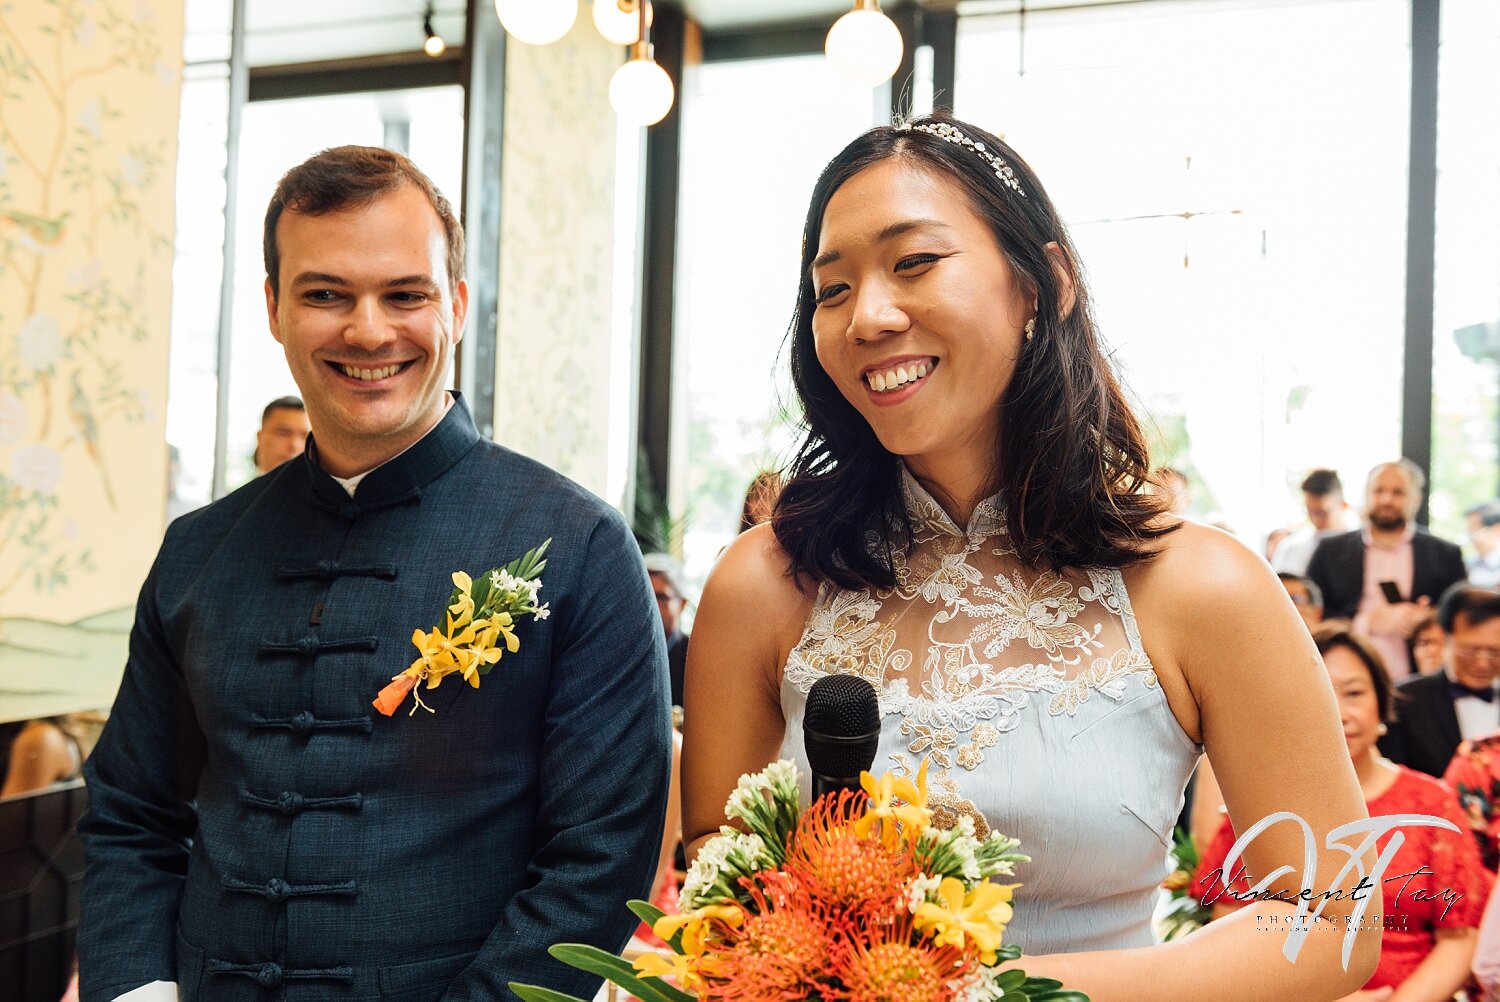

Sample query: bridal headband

[903,121,1027,199]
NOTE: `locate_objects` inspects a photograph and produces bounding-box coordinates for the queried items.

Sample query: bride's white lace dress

[777,466,1200,954]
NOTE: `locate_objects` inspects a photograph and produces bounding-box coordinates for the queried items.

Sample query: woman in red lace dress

[1194,621,1490,1000]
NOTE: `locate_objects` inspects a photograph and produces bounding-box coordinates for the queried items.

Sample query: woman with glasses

[1409,612,1447,676]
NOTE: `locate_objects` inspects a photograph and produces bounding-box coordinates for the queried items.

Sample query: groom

[77,147,672,1002]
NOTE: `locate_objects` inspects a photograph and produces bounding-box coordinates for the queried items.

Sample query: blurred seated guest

[1444,732,1500,871]
[1154,465,1192,515]
[1379,585,1500,778]
[1273,468,1354,577]
[1467,501,1500,588]
[1263,527,1290,565]
[1278,572,1324,630]
[1410,612,1446,677]
[1,717,83,797]
[1472,862,1500,998]
[1307,459,1467,678]
[738,469,784,534]
[1195,620,1487,998]
[252,395,310,474]
[644,553,690,710]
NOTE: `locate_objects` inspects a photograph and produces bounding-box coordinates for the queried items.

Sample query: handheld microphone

[803,674,881,801]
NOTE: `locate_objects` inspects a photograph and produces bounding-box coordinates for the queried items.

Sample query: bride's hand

[1333,988,1392,1002]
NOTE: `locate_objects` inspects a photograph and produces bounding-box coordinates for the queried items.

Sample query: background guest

[738,469,784,534]
[1444,731,1500,872]
[1195,620,1487,999]
[1470,863,1500,998]
[1467,501,1500,588]
[1,717,83,797]
[1154,465,1193,514]
[1274,468,1354,576]
[1306,459,1467,678]
[1410,612,1447,676]
[1278,572,1325,630]
[252,394,310,474]
[1380,585,1500,777]
[644,552,691,711]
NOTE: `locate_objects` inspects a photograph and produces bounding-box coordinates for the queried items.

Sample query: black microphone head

[804,673,881,780]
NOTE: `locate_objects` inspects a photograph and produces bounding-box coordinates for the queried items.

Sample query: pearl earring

[1024,318,1036,342]
[1377,723,1389,736]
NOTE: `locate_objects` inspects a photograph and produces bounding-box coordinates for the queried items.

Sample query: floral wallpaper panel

[0,0,183,625]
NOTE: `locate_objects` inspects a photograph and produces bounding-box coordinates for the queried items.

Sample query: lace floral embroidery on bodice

[785,467,1159,797]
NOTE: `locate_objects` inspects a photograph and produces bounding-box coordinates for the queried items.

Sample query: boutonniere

[373,539,552,717]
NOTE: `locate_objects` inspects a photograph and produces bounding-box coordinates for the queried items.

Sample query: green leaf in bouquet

[993,969,1027,990]
[546,943,694,1002]
[625,899,685,954]
[1028,992,1091,1001]
[508,985,589,1002]
[1020,977,1063,991]
[994,943,1023,962]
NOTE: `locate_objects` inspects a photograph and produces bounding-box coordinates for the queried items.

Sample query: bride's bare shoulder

[1131,516,1274,601]
[702,522,814,611]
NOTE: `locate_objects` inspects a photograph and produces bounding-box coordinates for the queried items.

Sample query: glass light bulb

[424,34,447,57]
[495,0,577,46]
[825,7,903,88]
[593,0,650,46]
[609,56,674,127]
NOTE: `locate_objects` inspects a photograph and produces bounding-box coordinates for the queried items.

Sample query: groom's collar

[302,392,479,515]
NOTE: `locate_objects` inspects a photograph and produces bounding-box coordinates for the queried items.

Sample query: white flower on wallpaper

[19,313,63,372]
[79,100,103,138]
[67,258,103,289]
[119,153,145,188]
[10,443,65,497]
[0,391,26,448]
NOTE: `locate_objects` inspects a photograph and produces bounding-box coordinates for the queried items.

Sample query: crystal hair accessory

[908,121,1027,198]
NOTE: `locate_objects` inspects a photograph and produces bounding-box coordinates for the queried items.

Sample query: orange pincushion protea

[785,789,917,910]
[833,915,972,1002]
[704,873,834,1001]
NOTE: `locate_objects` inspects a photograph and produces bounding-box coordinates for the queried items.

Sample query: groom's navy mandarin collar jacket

[78,397,673,1002]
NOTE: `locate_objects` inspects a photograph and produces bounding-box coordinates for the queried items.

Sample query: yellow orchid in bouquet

[510,759,1091,1002]
[373,540,550,716]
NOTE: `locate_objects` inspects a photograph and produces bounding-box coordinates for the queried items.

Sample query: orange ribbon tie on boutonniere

[373,675,418,717]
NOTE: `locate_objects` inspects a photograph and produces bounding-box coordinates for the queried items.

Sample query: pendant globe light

[495,0,577,46]
[593,0,652,46]
[609,1,674,126]
[825,0,903,88]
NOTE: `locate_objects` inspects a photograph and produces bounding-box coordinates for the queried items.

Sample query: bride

[681,112,1380,1000]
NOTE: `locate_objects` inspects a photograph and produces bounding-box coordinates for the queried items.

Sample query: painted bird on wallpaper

[70,370,118,511]
[1,208,71,250]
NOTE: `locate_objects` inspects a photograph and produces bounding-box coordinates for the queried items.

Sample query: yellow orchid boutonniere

[373,539,551,717]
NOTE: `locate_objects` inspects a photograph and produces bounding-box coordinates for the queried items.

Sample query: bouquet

[511,759,1089,1001]
[1156,826,1209,942]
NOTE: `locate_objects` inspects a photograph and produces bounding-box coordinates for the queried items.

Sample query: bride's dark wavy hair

[774,112,1176,591]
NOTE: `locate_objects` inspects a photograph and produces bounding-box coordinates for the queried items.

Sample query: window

[958,0,1410,541]
[672,54,878,583]
[1429,0,1500,538]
